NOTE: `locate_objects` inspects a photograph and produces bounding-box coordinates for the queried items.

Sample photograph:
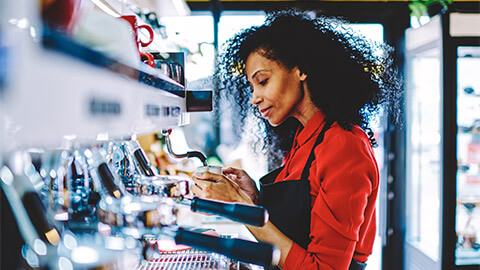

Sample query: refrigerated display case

[405,15,443,270]
[456,45,480,266]
[405,10,480,270]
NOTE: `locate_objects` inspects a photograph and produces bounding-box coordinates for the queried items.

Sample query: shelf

[456,249,480,266]
[42,29,185,97]
[0,27,193,150]
[458,127,480,135]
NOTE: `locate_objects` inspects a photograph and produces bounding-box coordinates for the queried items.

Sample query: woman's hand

[191,171,255,205]
[222,167,259,204]
[192,170,293,268]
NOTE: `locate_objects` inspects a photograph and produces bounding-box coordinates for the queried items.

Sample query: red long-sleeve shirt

[276,111,379,270]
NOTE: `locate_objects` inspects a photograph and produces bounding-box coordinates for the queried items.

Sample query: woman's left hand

[191,172,254,205]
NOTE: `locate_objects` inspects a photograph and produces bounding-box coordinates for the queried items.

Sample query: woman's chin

[266,118,281,127]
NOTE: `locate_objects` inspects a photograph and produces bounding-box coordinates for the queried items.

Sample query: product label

[171,106,180,117]
[145,104,161,117]
[89,98,121,116]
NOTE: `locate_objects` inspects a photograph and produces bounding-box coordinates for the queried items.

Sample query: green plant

[409,0,453,19]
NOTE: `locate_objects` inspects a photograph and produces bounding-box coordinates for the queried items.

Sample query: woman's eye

[259,79,268,86]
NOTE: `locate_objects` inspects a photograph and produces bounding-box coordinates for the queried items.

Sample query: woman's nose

[251,91,262,105]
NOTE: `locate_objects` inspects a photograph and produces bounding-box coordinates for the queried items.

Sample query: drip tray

[136,249,247,270]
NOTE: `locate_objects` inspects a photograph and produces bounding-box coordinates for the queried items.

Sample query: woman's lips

[260,107,272,118]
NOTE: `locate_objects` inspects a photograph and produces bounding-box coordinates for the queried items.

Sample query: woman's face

[245,51,307,126]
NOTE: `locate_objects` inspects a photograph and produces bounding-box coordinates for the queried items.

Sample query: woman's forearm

[246,221,294,269]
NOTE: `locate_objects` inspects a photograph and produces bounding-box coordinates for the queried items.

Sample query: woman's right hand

[222,167,259,204]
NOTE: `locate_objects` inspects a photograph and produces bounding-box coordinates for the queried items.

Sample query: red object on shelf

[119,15,155,67]
[119,15,154,48]
[41,0,82,33]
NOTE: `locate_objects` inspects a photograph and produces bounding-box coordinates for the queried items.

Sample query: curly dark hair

[218,10,402,166]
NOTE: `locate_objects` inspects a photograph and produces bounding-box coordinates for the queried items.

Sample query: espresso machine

[0,2,278,269]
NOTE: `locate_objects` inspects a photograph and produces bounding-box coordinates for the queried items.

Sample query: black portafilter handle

[190,197,268,227]
[133,148,155,177]
[174,227,280,267]
[22,191,60,245]
[97,163,123,199]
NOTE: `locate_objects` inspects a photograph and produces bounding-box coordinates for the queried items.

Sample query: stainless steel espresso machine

[0,2,279,269]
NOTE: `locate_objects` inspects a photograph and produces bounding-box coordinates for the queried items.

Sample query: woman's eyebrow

[248,69,269,82]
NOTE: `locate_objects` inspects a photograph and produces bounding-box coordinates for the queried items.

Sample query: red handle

[140,52,155,67]
[138,24,154,47]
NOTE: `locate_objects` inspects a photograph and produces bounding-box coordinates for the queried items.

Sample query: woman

[191,10,401,270]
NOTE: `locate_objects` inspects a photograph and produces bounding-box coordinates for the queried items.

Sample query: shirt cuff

[283,242,306,270]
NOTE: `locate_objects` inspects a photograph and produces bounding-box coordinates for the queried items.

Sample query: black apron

[258,121,366,270]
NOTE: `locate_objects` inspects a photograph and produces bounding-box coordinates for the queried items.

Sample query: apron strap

[299,120,334,181]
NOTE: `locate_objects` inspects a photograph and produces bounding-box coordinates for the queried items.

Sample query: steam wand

[161,129,208,166]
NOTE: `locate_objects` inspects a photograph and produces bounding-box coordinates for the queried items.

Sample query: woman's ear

[296,67,307,81]
[299,72,307,81]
